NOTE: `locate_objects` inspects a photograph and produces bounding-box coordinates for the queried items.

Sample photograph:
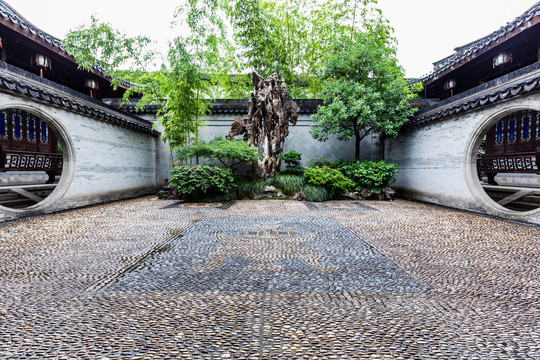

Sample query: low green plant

[175,138,261,174]
[236,177,266,199]
[303,184,329,202]
[306,155,330,168]
[169,165,237,202]
[197,190,237,203]
[280,150,304,175]
[266,174,306,196]
[330,159,398,194]
[303,166,354,197]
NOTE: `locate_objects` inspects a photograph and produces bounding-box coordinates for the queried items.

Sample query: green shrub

[280,150,304,175]
[266,174,306,196]
[175,138,261,174]
[169,165,237,202]
[303,184,329,202]
[236,177,266,199]
[303,166,354,197]
[198,190,237,203]
[306,155,331,168]
[330,159,398,194]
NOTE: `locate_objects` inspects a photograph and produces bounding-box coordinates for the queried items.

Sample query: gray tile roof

[411,1,540,86]
[0,0,134,87]
[117,98,324,115]
[406,62,540,128]
[0,0,64,51]
[0,62,158,136]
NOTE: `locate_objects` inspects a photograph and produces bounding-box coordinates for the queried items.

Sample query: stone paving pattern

[0,197,538,359]
[106,216,424,293]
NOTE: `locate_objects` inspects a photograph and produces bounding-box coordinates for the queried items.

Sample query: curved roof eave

[409,1,540,87]
[405,63,540,128]
[0,0,131,89]
[0,62,159,137]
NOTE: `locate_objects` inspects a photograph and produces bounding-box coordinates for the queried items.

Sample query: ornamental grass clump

[236,177,266,199]
[266,174,306,196]
[302,184,329,202]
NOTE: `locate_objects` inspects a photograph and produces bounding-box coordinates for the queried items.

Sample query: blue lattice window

[521,111,531,141]
[41,121,48,142]
[537,111,540,140]
[508,115,517,143]
[14,116,21,139]
[27,116,36,141]
[0,113,5,137]
[495,120,504,144]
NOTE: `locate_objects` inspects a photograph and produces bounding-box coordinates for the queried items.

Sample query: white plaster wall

[0,93,158,222]
[386,93,540,225]
[386,114,481,209]
[202,113,376,165]
[138,113,172,184]
[60,112,156,204]
[144,110,381,170]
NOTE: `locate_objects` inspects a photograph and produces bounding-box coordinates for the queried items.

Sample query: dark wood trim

[0,148,62,172]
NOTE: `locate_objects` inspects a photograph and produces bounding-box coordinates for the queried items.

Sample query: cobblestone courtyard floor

[0,197,538,359]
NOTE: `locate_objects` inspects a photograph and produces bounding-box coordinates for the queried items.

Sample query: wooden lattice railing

[0,146,62,172]
[477,148,540,174]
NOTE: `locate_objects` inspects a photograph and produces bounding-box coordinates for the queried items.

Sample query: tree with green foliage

[161,38,210,151]
[224,0,305,97]
[62,0,396,103]
[62,1,229,167]
[310,15,421,159]
[61,16,155,90]
[62,0,415,169]
[175,138,261,174]
[224,0,275,75]
[167,0,231,146]
[279,150,304,175]
[223,0,381,98]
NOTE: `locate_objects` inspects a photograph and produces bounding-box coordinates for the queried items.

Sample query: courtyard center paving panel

[0,197,538,359]
[105,216,425,293]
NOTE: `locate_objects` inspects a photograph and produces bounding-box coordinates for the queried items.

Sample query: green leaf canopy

[311,31,422,159]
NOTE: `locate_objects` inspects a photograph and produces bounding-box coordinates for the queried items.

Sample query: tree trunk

[354,124,361,159]
[355,134,361,159]
[169,142,175,168]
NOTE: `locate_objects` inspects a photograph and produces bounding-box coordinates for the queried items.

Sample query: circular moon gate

[467,106,540,214]
[0,105,75,213]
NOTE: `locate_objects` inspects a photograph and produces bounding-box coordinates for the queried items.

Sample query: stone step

[482,184,540,211]
[0,198,36,209]
[0,184,56,208]
[485,190,540,203]
[503,202,539,212]
[488,193,540,205]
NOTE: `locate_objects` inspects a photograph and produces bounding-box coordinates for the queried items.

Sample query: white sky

[5,0,538,78]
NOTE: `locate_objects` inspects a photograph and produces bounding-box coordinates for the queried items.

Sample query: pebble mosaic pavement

[0,197,538,359]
